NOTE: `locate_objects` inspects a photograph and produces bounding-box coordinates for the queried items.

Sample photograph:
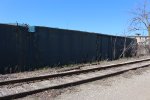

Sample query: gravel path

[55,67,150,100]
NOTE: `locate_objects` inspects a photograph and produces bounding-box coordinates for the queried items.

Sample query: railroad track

[1,58,150,100]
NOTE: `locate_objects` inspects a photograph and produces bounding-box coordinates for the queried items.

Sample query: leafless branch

[128,0,150,35]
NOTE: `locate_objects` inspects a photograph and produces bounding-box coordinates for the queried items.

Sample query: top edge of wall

[0,23,133,39]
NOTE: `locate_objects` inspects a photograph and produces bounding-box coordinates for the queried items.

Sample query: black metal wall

[0,24,135,74]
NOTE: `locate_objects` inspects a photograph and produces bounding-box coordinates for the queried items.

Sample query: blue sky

[0,0,146,35]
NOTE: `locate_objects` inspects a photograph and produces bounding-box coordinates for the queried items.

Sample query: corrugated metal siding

[0,24,136,74]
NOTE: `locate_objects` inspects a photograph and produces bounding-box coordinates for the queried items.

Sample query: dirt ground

[55,67,150,100]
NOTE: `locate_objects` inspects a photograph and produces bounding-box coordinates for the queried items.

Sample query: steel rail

[0,60,150,100]
[0,58,150,86]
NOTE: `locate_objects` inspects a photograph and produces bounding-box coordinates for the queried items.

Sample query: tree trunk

[148,25,150,52]
[148,25,150,36]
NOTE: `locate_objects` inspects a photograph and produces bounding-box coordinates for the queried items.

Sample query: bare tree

[129,0,150,36]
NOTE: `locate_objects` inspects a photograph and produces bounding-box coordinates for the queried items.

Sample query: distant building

[129,35,150,56]
[129,36,150,45]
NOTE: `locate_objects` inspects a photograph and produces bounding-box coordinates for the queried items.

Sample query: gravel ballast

[11,56,150,100]
[55,67,150,100]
